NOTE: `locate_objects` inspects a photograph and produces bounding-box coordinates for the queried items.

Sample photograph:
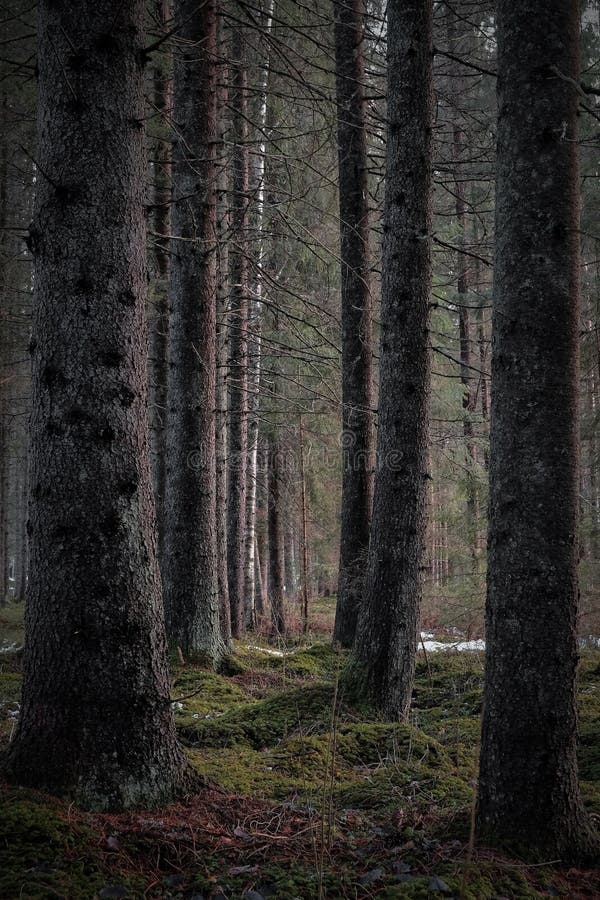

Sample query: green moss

[0,672,22,703]
[231,641,345,681]
[171,668,251,727]
[0,787,141,899]
[180,682,337,748]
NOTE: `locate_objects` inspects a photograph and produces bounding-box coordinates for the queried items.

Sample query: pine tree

[4,0,187,810]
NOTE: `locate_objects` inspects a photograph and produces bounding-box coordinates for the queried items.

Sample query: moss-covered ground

[1,599,599,898]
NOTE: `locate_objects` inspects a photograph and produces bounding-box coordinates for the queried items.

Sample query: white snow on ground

[0,642,17,655]
[245,644,289,657]
[420,638,485,653]
[244,637,486,657]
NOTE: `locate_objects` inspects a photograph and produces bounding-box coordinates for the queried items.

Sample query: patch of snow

[0,642,18,655]
[421,639,485,653]
[244,644,288,657]
[171,701,184,710]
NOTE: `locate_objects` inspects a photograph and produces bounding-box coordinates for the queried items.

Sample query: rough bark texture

[268,438,286,638]
[215,19,231,645]
[148,0,172,563]
[4,0,187,809]
[227,30,249,639]
[332,0,374,648]
[476,0,598,861]
[162,0,222,664]
[349,0,432,719]
[0,93,9,604]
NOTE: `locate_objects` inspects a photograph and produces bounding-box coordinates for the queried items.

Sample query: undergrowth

[0,602,598,898]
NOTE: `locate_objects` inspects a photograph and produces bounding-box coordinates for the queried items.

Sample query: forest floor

[1,599,599,899]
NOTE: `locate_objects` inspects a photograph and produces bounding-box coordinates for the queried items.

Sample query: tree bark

[349,0,433,720]
[162,0,222,664]
[227,29,249,638]
[148,0,173,564]
[4,0,187,810]
[216,13,231,645]
[476,0,598,861]
[447,7,479,562]
[268,437,286,639]
[332,0,374,648]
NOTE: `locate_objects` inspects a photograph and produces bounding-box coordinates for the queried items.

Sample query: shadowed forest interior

[1,0,600,897]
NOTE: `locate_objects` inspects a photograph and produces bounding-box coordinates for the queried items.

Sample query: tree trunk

[332,0,374,648]
[0,90,9,605]
[447,7,478,562]
[477,0,598,861]
[4,0,187,810]
[13,458,27,603]
[300,417,310,633]
[216,14,231,645]
[268,437,286,638]
[148,0,172,563]
[349,0,433,720]
[227,29,249,638]
[162,0,222,664]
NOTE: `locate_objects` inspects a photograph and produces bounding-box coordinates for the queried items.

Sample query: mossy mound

[232,641,345,681]
[171,668,251,727]
[180,682,338,748]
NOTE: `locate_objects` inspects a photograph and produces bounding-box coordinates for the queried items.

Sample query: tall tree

[162,0,223,664]
[476,0,598,860]
[332,0,374,648]
[348,0,433,719]
[148,0,173,562]
[4,0,187,809]
[227,27,250,638]
[268,437,286,637]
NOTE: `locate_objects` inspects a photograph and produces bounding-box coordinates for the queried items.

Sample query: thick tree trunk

[4,0,187,810]
[148,0,173,563]
[162,0,222,664]
[332,0,374,648]
[349,0,433,720]
[477,0,598,861]
[227,30,249,638]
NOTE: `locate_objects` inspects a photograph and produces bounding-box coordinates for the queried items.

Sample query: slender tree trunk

[244,0,275,630]
[244,317,260,628]
[162,0,222,664]
[477,0,598,861]
[448,7,478,561]
[284,518,297,602]
[349,0,433,719]
[332,0,374,648]
[4,0,187,809]
[300,417,309,633]
[227,28,249,638]
[268,437,286,638]
[0,91,9,605]
[256,441,269,620]
[216,14,231,645]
